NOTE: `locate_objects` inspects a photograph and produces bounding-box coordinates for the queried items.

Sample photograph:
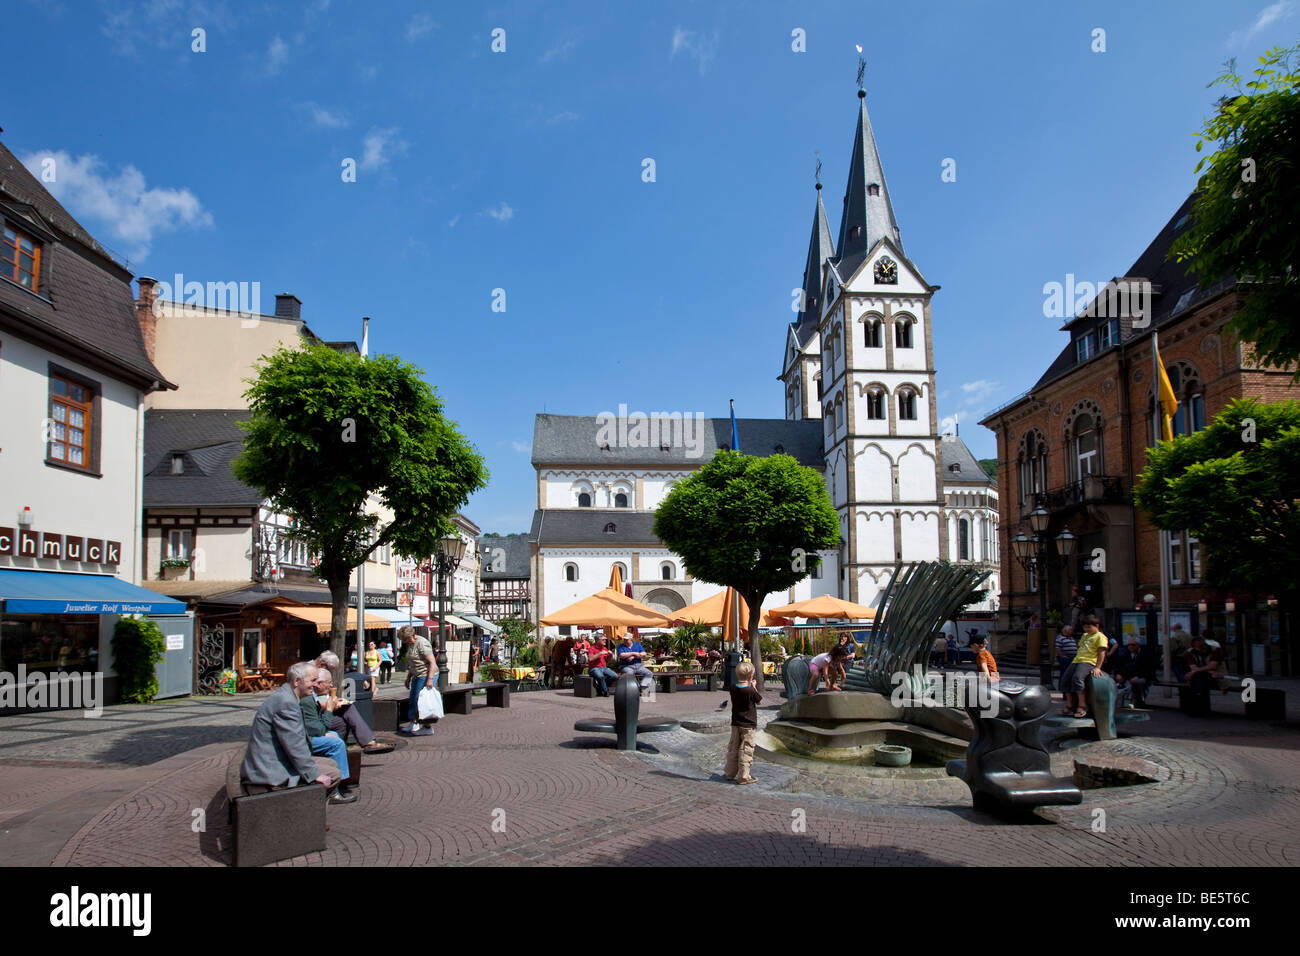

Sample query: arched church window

[864,320,882,349]
[867,389,885,420]
[958,518,970,561]
[898,389,917,421]
[564,563,578,582]
[614,493,629,508]
[577,492,592,508]
[895,317,913,349]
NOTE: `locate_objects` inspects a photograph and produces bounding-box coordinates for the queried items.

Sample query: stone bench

[1043,673,1147,740]
[372,682,509,729]
[224,747,329,868]
[654,670,719,693]
[1152,679,1284,719]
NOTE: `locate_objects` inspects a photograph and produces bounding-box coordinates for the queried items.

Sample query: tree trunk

[328,574,350,689]
[744,586,765,691]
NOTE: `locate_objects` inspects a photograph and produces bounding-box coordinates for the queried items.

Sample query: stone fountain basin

[776,690,974,742]
[764,718,969,765]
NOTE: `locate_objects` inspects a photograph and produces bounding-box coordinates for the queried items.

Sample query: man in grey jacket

[241,662,351,803]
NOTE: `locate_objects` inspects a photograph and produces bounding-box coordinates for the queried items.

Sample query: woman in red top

[586,637,620,697]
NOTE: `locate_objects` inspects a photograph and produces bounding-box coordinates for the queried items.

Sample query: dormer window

[2,223,42,293]
[1075,334,1095,363]
[867,184,880,196]
[603,522,616,534]
[1097,319,1118,350]
[171,455,185,475]
[849,225,864,241]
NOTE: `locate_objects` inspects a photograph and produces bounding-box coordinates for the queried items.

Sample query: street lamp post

[1011,508,1077,687]
[421,532,467,691]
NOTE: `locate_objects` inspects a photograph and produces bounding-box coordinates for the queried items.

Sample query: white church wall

[899,510,941,560]
[855,511,896,564]
[853,443,893,501]
[897,443,937,499]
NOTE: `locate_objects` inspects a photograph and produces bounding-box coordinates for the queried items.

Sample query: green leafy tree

[1134,398,1300,607]
[1170,44,1300,375]
[497,616,535,665]
[653,451,840,688]
[234,342,488,680]
[112,617,166,703]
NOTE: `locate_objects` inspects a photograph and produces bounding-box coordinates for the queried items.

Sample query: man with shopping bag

[401,625,439,736]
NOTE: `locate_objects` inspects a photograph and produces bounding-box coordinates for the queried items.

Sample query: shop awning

[461,613,501,634]
[269,603,391,633]
[420,614,474,629]
[366,608,422,626]
[0,569,187,615]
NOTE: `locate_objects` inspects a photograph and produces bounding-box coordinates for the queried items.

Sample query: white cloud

[360,127,408,171]
[540,38,578,63]
[1229,1,1297,48]
[266,34,289,75]
[960,380,1000,403]
[484,202,514,222]
[511,440,530,454]
[546,111,580,125]
[447,214,461,228]
[299,101,350,128]
[670,26,718,75]
[406,12,437,41]
[19,150,212,261]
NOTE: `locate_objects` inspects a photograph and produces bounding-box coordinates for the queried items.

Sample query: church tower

[781,174,835,423]
[814,86,945,606]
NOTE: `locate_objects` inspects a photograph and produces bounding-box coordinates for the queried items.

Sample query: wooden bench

[224,747,328,868]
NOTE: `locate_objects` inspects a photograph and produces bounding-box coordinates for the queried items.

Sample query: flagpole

[1153,332,1173,690]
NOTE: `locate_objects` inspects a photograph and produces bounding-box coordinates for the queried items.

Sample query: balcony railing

[1030,475,1127,513]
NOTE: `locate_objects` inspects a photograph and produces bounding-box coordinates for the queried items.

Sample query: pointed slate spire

[795,183,836,342]
[835,91,902,281]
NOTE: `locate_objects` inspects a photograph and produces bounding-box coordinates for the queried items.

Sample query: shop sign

[347,590,397,610]
[0,528,121,566]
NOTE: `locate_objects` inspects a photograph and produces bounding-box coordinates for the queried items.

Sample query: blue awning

[0,569,188,615]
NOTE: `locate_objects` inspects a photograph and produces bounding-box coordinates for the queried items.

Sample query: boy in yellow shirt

[1062,613,1108,718]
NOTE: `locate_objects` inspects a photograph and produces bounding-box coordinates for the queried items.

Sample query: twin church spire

[796,79,903,331]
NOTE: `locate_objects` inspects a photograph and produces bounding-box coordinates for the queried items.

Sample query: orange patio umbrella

[539,587,672,628]
[766,594,878,621]
[672,590,792,631]
[605,564,628,644]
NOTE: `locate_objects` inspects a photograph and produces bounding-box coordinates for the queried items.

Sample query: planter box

[160,564,190,581]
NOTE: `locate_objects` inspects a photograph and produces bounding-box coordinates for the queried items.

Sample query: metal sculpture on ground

[855,561,991,697]
[945,680,1082,814]
[573,674,680,750]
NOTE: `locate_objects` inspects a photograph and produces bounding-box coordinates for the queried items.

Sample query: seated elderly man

[300,666,359,803]
[313,652,393,754]
[240,662,346,802]
[1106,637,1156,707]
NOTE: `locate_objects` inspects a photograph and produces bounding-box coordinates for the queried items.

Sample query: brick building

[980,196,1297,677]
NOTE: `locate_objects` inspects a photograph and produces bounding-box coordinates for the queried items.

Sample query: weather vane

[856,44,865,91]
[815,150,822,188]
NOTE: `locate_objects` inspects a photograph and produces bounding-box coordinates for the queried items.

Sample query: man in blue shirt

[617,633,655,697]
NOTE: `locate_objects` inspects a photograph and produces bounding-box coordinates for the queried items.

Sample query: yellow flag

[1154,334,1178,441]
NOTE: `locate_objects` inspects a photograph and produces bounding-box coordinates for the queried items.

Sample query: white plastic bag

[417,685,444,720]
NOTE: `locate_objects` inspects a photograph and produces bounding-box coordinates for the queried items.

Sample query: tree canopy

[653,451,840,687]
[1133,398,1300,604]
[234,341,488,668]
[1170,44,1300,375]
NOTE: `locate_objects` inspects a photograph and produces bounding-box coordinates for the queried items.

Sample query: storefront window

[241,628,263,667]
[0,615,100,675]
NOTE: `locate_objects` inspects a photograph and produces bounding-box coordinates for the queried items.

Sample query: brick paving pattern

[1,681,1297,867]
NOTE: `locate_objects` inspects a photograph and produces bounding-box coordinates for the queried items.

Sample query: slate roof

[531,414,825,467]
[1031,194,1233,391]
[529,510,662,547]
[833,96,903,282]
[478,535,531,578]
[0,141,173,390]
[791,189,836,352]
[941,435,995,486]
[143,409,263,507]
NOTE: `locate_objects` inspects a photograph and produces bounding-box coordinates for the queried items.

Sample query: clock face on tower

[874,256,898,285]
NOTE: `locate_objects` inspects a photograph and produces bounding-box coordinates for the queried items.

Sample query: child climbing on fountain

[724,661,762,785]
[806,644,851,694]
[970,634,1000,682]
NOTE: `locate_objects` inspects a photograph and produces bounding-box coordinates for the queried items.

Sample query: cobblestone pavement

[2,682,1298,867]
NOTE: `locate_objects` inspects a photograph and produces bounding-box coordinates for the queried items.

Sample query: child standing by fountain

[970,634,1000,682]
[725,661,762,785]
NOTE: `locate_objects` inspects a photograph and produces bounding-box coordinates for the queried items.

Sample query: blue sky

[7,0,1298,533]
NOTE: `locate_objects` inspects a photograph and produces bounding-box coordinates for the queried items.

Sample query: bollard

[613,673,640,751]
